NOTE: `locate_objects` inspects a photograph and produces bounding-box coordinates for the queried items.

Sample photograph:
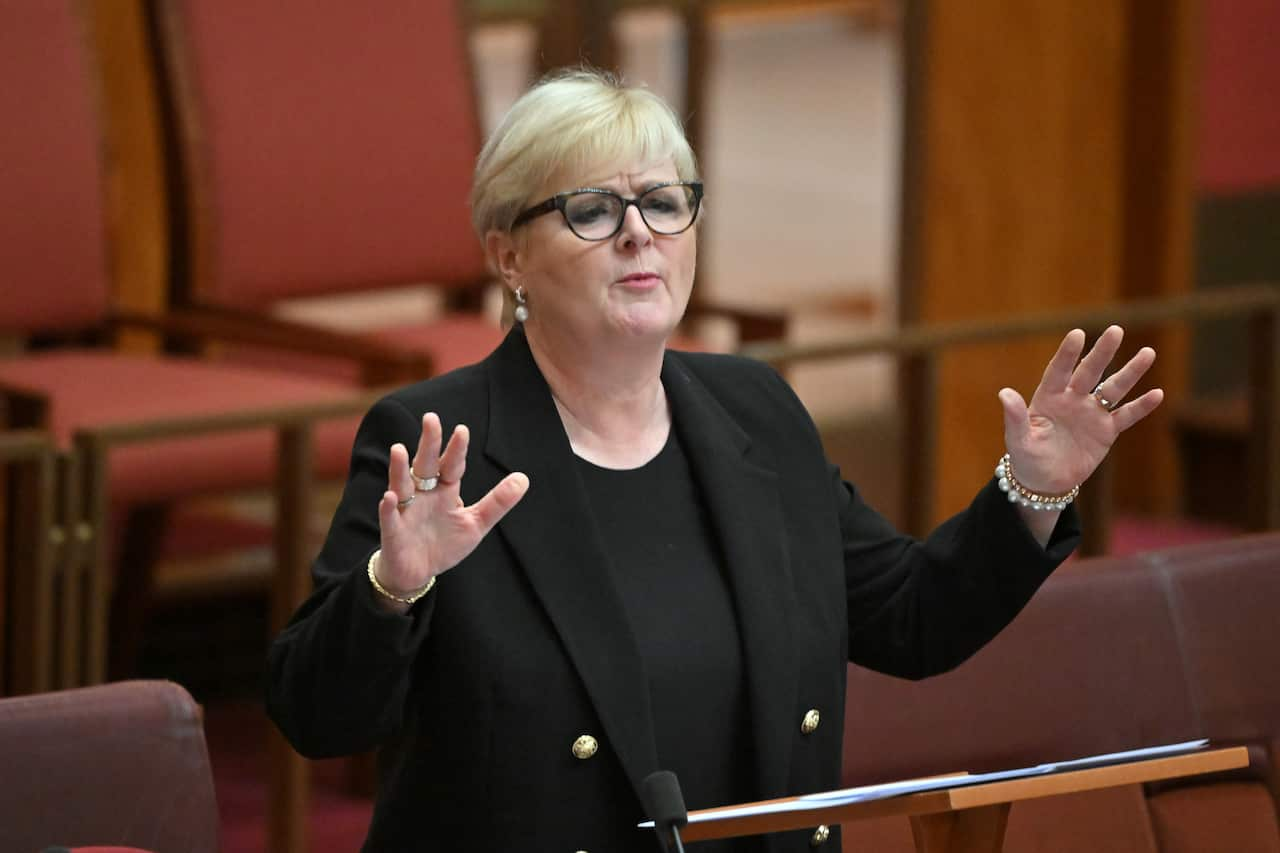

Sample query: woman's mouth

[617,272,661,289]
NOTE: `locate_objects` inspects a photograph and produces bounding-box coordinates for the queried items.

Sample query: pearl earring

[513,286,529,323]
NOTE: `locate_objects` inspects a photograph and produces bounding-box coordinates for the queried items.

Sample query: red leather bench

[841,532,1280,853]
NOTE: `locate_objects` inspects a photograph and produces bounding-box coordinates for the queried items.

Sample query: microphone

[641,770,689,853]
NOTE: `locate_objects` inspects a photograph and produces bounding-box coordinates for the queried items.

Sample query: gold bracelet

[366,549,436,605]
[996,453,1079,511]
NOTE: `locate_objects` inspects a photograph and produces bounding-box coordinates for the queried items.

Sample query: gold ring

[397,494,416,509]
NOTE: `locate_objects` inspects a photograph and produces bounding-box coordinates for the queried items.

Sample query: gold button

[800,709,821,735]
[810,824,830,846]
[571,734,599,759]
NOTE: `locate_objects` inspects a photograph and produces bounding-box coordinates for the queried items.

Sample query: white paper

[638,739,1209,828]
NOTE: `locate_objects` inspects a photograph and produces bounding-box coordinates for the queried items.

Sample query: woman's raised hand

[998,326,1164,496]
[374,412,528,603]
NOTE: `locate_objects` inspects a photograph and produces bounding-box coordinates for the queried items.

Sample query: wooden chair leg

[1,436,58,695]
[1078,456,1114,557]
[59,451,87,688]
[108,502,171,681]
[910,803,1010,853]
[268,425,314,853]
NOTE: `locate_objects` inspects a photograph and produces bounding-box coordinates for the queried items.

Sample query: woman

[267,70,1162,852]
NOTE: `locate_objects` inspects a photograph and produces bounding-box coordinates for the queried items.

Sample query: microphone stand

[642,770,690,853]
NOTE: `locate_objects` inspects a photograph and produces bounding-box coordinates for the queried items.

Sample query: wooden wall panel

[904,1,1130,521]
[900,0,1199,525]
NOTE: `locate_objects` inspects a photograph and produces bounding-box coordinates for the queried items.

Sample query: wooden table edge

[945,745,1249,809]
[679,746,1249,842]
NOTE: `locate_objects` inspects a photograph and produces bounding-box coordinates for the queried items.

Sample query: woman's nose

[615,204,653,250]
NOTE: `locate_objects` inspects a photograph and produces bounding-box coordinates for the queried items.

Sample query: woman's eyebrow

[577,172,674,192]
[579,180,673,196]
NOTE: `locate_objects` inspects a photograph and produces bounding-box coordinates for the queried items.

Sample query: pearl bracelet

[367,549,436,605]
[995,453,1079,511]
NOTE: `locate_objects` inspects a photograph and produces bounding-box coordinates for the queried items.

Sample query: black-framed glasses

[511,181,704,241]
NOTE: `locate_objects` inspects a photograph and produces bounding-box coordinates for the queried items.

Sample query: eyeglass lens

[562,185,697,240]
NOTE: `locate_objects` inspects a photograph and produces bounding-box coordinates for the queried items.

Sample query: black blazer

[267,328,1077,852]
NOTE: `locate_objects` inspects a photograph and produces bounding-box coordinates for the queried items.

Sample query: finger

[1110,388,1164,432]
[410,412,444,480]
[438,424,470,486]
[998,387,1030,447]
[467,472,530,534]
[1069,325,1124,394]
[377,490,404,537]
[1038,329,1087,394]
[389,442,415,497]
[1094,346,1156,404]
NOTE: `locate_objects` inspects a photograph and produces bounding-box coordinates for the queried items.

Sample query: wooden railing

[741,284,1280,555]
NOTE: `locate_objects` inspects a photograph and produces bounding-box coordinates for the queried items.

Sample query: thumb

[470,472,531,535]
[998,387,1030,449]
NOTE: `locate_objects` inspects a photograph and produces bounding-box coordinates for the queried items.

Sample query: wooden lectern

[676,746,1248,852]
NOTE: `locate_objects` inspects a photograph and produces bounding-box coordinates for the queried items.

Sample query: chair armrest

[111,306,434,385]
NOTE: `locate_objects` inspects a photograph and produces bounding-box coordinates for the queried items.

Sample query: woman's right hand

[373,412,529,611]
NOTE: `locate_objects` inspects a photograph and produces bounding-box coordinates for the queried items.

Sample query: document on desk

[640,739,1209,828]
[799,738,1209,804]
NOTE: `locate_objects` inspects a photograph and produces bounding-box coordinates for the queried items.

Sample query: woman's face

[501,158,697,352]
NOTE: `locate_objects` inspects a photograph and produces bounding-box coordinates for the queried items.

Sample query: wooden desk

[680,746,1249,852]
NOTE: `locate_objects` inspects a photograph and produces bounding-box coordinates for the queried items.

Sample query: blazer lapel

[483,330,661,802]
[662,354,799,801]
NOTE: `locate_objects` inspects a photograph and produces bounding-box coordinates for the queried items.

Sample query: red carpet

[206,701,373,853]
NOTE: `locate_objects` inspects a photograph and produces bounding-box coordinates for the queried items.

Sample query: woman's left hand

[998,325,1164,496]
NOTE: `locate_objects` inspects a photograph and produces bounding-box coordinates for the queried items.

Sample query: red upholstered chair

[149,0,502,384]
[149,0,783,385]
[0,680,218,853]
[0,0,370,689]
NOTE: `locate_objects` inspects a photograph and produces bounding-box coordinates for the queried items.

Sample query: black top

[576,430,759,852]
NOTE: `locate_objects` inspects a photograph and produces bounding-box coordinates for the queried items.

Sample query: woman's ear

[485,229,522,288]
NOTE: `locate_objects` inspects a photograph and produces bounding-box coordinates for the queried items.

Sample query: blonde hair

[470,68,699,240]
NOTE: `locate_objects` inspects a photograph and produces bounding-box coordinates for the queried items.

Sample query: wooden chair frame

[61,389,380,853]
[2,370,387,853]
